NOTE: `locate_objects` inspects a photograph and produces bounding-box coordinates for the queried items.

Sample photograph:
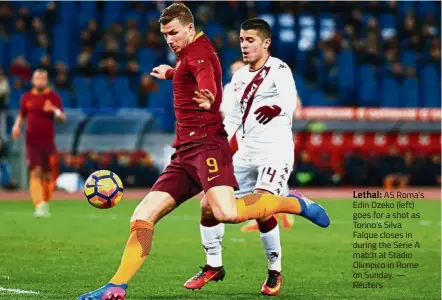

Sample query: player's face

[32,71,48,91]
[160,19,194,54]
[240,29,270,64]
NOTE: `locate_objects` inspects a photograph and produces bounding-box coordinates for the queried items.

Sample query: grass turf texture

[0,198,440,300]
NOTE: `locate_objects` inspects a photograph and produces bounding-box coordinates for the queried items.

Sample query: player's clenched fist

[11,125,21,140]
[43,100,56,113]
[254,105,281,125]
[193,89,214,110]
[150,64,173,80]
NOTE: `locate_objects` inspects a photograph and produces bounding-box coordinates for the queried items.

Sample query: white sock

[200,223,225,268]
[260,225,282,272]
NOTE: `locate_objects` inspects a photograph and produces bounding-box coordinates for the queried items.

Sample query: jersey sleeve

[19,94,27,118]
[187,55,217,98]
[274,63,298,116]
[165,68,175,80]
[222,76,242,141]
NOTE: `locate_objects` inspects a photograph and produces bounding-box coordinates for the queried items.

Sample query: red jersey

[19,88,63,149]
[167,32,226,148]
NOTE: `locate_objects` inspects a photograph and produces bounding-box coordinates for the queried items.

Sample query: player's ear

[187,22,194,32]
[263,38,271,50]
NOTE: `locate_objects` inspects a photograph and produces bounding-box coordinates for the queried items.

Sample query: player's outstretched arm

[193,89,215,110]
[188,57,217,110]
[150,64,174,80]
[11,114,23,140]
[12,95,26,139]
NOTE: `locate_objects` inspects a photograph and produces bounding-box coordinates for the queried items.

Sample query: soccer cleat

[277,213,295,230]
[184,265,225,290]
[77,283,127,300]
[240,220,259,232]
[34,202,50,218]
[290,190,330,228]
[261,270,282,296]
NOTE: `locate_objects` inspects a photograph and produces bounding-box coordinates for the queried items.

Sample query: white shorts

[233,157,293,198]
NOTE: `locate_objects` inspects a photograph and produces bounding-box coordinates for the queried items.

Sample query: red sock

[258,216,278,233]
[200,216,220,227]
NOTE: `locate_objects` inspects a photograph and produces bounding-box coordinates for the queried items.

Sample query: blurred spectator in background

[76,50,94,76]
[43,2,57,32]
[10,57,32,81]
[54,62,68,75]
[0,70,9,138]
[0,70,10,111]
[423,154,441,186]
[84,152,100,176]
[133,152,160,187]
[125,59,140,82]
[138,74,159,107]
[59,154,76,174]
[101,58,119,77]
[322,47,338,97]
[427,37,441,63]
[0,137,18,190]
[401,14,418,41]
[15,17,26,34]
[38,55,53,77]
[31,17,44,36]
[379,147,408,189]
[401,150,419,186]
[80,29,95,51]
[54,71,72,91]
[344,151,369,186]
[100,38,121,62]
[145,31,162,52]
[0,3,13,32]
[290,151,320,187]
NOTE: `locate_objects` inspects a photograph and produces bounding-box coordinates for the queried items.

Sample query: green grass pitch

[0,198,440,299]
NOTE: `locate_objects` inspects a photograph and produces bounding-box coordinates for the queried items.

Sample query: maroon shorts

[151,135,239,204]
[26,145,55,172]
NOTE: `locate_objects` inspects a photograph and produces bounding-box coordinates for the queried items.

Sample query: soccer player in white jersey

[222,58,298,233]
[184,18,323,296]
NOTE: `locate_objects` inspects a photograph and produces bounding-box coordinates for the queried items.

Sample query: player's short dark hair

[159,3,194,26]
[241,18,272,40]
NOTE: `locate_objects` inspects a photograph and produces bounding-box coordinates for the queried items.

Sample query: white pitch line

[230,238,246,243]
[0,286,39,294]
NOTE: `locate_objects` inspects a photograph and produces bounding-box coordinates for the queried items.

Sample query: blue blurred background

[0,1,440,190]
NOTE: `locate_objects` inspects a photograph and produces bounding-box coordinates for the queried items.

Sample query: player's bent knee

[212,208,237,223]
[30,167,42,178]
[205,185,237,223]
[200,196,215,219]
[131,191,177,225]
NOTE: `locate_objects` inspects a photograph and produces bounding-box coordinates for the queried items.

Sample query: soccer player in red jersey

[77,4,329,299]
[12,69,65,217]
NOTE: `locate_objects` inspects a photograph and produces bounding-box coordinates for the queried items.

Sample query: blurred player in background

[220,58,246,118]
[12,69,65,217]
[184,18,301,296]
[78,4,329,300]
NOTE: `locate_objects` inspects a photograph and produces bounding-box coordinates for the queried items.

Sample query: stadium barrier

[4,107,441,190]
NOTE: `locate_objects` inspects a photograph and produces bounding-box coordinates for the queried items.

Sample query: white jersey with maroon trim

[223,56,297,164]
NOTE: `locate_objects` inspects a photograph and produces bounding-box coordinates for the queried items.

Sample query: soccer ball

[84,170,124,209]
